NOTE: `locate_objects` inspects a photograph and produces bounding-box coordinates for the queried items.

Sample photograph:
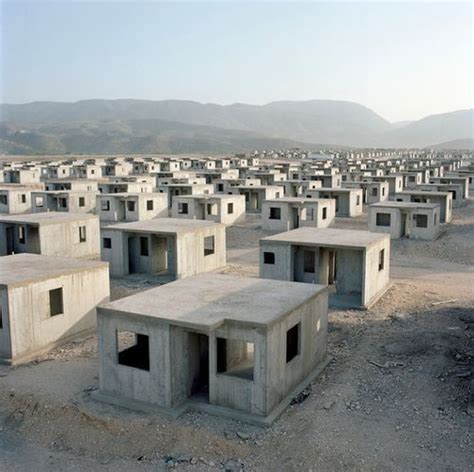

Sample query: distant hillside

[0,99,472,152]
[379,109,474,148]
[0,99,391,147]
[0,120,315,155]
[427,138,474,150]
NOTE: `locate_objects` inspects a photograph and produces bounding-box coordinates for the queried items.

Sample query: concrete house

[260,228,390,309]
[98,177,154,195]
[393,190,452,223]
[45,180,98,192]
[278,180,322,198]
[227,185,283,213]
[3,169,41,184]
[0,187,32,214]
[369,201,441,240]
[418,183,465,207]
[157,181,214,207]
[97,193,168,223]
[94,274,328,425]
[342,181,389,204]
[262,198,336,232]
[369,175,404,195]
[31,190,98,214]
[171,194,246,225]
[0,253,109,365]
[305,188,363,217]
[101,218,226,279]
[0,213,101,259]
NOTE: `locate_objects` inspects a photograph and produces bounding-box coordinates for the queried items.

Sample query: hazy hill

[0,99,391,147]
[0,120,315,155]
[380,109,474,148]
[0,99,472,153]
[426,138,474,150]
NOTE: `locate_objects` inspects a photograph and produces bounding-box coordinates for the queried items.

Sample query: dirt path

[1,201,473,471]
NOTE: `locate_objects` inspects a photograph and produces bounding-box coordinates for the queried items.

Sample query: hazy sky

[1,1,473,122]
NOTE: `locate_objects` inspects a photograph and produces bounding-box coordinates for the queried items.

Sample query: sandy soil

[0,200,473,471]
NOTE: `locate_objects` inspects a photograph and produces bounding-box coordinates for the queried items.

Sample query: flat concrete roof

[175,194,243,201]
[370,201,439,210]
[103,218,223,234]
[98,273,326,329]
[0,253,108,287]
[396,190,451,197]
[310,188,359,193]
[97,192,163,198]
[0,212,98,225]
[261,227,388,249]
[264,197,330,204]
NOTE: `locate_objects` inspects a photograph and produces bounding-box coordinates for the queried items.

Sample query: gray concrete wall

[363,238,391,307]
[0,287,11,358]
[4,265,109,363]
[39,218,101,259]
[265,293,328,414]
[0,190,32,215]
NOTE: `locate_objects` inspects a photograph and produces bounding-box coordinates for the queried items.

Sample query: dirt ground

[1,200,473,471]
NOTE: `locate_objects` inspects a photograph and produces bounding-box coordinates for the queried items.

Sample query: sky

[1,0,473,122]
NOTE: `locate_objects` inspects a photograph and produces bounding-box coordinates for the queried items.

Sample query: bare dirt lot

[1,200,473,471]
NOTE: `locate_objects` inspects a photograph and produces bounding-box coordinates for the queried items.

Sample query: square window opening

[227,202,234,214]
[117,331,150,371]
[376,213,391,227]
[269,207,281,220]
[79,197,85,207]
[415,214,428,228]
[103,237,112,249]
[216,337,254,381]
[322,207,327,220]
[146,200,154,211]
[263,251,275,264]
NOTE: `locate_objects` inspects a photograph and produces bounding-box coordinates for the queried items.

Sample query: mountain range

[0,99,473,154]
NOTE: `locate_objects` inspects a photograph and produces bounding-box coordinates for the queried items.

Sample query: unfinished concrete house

[0,213,101,259]
[0,253,109,365]
[157,180,214,207]
[278,180,322,198]
[94,273,328,424]
[342,181,389,204]
[97,193,168,223]
[226,185,283,212]
[393,190,452,223]
[260,228,390,309]
[44,180,98,192]
[98,177,155,195]
[3,169,41,185]
[31,190,98,214]
[417,183,465,207]
[0,187,32,214]
[262,198,335,232]
[305,188,363,217]
[171,194,245,225]
[100,218,226,279]
[368,201,440,240]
